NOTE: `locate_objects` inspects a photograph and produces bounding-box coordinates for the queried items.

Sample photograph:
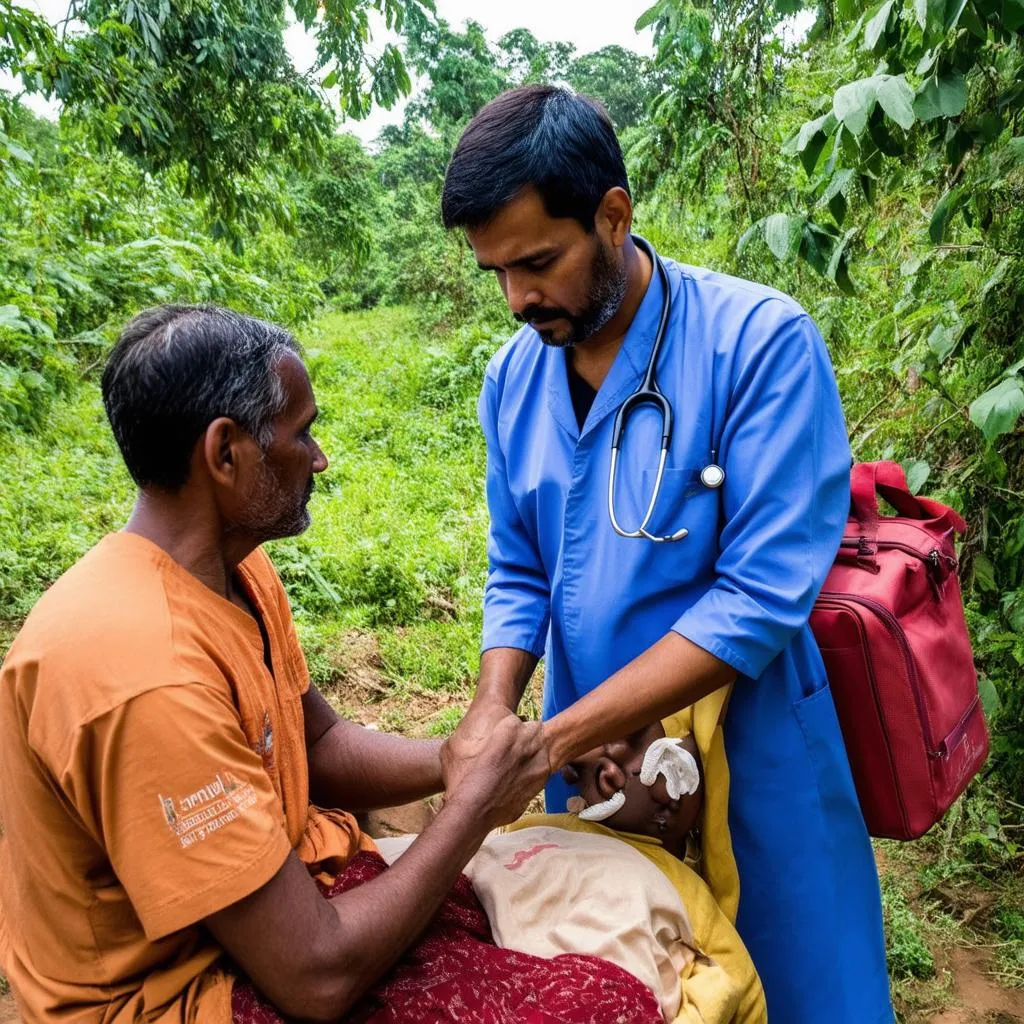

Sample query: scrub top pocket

[636,468,721,584]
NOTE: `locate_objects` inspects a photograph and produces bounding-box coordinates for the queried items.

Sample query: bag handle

[850,461,967,543]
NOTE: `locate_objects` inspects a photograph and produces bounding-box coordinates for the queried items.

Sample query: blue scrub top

[478,252,894,1023]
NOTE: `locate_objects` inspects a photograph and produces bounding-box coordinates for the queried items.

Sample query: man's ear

[202,416,246,487]
[596,187,634,248]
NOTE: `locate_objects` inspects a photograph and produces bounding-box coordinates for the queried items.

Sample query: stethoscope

[607,237,725,542]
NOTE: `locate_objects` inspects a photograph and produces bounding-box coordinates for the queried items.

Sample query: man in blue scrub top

[438,85,894,1022]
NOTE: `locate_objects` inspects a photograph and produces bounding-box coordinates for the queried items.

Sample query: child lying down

[466,722,766,1024]
[377,717,766,1024]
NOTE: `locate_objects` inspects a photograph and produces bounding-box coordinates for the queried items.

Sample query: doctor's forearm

[542,632,736,771]
[475,647,540,712]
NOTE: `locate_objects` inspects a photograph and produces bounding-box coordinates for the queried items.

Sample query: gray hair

[101,304,301,490]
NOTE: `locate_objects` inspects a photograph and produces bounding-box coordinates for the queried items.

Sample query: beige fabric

[504,816,767,1024]
[466,826,710,1022]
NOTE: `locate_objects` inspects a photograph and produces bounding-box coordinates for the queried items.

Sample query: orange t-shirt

[0,533,372,1023]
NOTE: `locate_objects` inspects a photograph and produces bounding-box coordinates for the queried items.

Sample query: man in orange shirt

[0,306,661,1024]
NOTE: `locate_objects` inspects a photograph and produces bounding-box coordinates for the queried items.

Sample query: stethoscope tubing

[607,237,722,542]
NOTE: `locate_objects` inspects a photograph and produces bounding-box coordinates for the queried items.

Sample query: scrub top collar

[544,236,676,443]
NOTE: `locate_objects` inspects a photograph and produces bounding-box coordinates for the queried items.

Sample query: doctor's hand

[442,710,550,828]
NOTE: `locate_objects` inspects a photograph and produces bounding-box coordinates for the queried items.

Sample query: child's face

[561,723,703,857]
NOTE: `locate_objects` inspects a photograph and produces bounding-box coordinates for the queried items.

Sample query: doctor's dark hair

[441,85,630,231]
[102,304,300,491]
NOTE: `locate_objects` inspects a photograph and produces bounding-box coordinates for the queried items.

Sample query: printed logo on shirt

[158,770,259,849]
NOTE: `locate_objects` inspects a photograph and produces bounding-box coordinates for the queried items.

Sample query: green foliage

[424,705,464,737]
[0,308,493,717]
[882,874,937,981]
[638,0,1024,794]
[566,46,660,131]
[0,100,328,432]
[5,0,430,239]
[992,902,1024,986]
[54,0,334,247]
[293,133,380,300]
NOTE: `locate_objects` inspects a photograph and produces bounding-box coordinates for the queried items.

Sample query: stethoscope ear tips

[700,464,726,489]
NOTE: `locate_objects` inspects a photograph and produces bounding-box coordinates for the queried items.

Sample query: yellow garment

[663,687,740,924]
[507,814,766,1024]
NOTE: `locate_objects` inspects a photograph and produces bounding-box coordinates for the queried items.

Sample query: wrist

[540,718,568,775]
[437,788,493,842]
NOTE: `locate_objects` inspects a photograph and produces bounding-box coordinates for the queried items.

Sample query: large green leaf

[1004,0,1024,32]
[944,0,970,30]
[826,227,857,294]
[737,221,761,256]
[763,213,805,261]
[864,1,896,51]
[823,167,856,224]
[916,0,969,32]
[978,675,1002,720]
[876,75,917,130]
[0,304,32,334]
[969,377,1024,441]
[635,2,664,31]
[787,112,838,175]
[913,73,968,121]
[904,460,931,494]
[927,322,958,361]
[929,186,966,243]
[833,77,879,135]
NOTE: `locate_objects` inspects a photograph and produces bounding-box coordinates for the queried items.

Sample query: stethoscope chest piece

[700,463,725,490]
[607,237,726,542]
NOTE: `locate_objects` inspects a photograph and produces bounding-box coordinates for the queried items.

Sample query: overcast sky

[5,0,658,141]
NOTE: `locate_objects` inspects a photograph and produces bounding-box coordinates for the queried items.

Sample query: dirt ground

[929,945,1024,1022]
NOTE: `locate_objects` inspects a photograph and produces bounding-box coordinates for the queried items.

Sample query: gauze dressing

[577,789,626,822]
[639,738,700,800]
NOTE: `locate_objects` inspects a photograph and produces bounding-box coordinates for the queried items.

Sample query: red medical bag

[810,461,989,840]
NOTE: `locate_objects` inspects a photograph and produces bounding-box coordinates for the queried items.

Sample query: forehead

[465,187,588,267]
[274,351,315,418]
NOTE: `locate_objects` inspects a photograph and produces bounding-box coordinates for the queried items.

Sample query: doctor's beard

[517,240,627,348]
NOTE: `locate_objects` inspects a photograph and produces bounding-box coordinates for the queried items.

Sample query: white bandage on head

[577,789,626,822]
[639,737,700,801]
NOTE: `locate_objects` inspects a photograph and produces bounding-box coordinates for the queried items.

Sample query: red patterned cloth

[231,850,661,1024]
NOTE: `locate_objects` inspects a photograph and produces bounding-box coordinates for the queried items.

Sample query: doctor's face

[466,187,628,347]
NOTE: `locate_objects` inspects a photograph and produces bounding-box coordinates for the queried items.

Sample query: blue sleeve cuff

[481,621,549,659]
[671,586,790,680]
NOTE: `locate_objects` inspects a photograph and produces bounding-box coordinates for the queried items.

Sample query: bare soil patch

[0,989,20,1024]
[927,947,1023,1023]
[320,629,469,735]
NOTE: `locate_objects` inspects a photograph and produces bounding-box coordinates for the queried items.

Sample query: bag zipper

[840,537,957,569]
[839,538,957,593]
[817,591,940,757]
